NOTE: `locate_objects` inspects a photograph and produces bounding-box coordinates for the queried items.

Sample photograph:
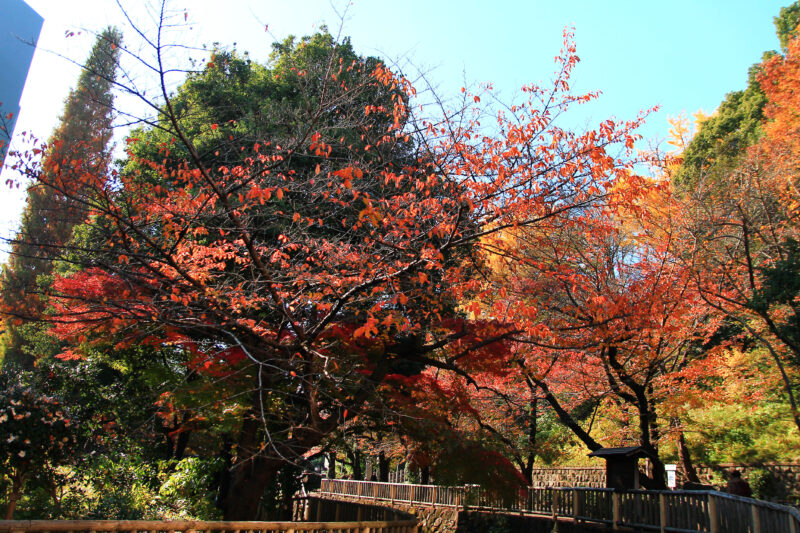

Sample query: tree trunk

[378,451,389,482]
[4,472,23,520]
[635,398,667,490]
[220,454,282,519]
[348,449,363,479]
[4,497,17,521]
[365,458,373,479]
[174,428,191,460]
[421,465,430,485]
[327,451,337,479]
[522,396,538,484]
[678,430,700,483]
[218,414,321,519]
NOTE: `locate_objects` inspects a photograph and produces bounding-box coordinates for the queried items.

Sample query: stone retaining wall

[529,467,606,488]
[680,463,800,499]
[309,494,459,533]
[456,511,618,533]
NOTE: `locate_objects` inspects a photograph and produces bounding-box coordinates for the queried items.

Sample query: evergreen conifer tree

[0,28,120,368]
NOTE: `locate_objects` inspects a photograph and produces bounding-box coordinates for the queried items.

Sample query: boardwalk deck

[319,478,800,532]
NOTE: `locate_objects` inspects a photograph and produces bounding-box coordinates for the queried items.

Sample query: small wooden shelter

[588,446,655,490]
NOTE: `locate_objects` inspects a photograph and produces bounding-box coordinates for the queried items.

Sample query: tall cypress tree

[0,28,121,368]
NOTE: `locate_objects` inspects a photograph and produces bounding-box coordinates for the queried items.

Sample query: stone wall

[296,495,413,522]
[679,463,800,499]
[456,511,619,533]
[528,463,800,498]
[529,467,606,488]
[306,494,460,533]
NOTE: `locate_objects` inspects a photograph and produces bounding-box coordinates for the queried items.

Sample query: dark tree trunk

[174,429,191,460]
[218,417,274,519]
[420,465,430,485]
[636,399,667,489]
[220,455,282,519]
[678,430,700,483]
[378,451,389,482]
[218,414,323,519]
[348,449,363,479]
[639,449,667,490]
[327,451,337,479]
[163,413,191,460]
[522,396,538,484]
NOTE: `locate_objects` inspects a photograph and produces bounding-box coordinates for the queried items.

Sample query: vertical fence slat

[612,491,621,529]
[708,494,720,533]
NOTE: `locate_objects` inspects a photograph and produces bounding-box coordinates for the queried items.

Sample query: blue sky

[1,0,791,251]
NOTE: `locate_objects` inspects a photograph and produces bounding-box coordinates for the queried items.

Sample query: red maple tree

[12,26,650,517]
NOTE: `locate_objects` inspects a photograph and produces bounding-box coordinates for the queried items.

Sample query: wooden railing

[0,520,418,533]
[319,478,800,533]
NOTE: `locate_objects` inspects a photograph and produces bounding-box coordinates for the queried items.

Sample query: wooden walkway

[0,520,418,533]
[320,478,800,532]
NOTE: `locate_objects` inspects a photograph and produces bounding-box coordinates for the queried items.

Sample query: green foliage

[749,238,800,359]
[8,453,224,520]
[157,457,225,519]
[124,29,397,184]
[775,2,800,52]
[0,368,77,518]
[0,27,120,369]
[749,468,780,500]
[672,3,800,192]
[682,401,800,465]
[672,76,766,192]
[0,376,75,467]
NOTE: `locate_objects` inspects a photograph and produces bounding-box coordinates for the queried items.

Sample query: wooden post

[433,486,439,506]
[573,489,581,522]
[358,481,363,497]
[659,493,667,533]
[708,494,720,533]
[552,489,560,533]
[751,504,762,533]
[410,484,416,504]
[612,491,621,528]
[391,483,396,504]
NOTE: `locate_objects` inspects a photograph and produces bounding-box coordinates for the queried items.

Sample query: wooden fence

[319,478,800,532]
[0,520,418,533]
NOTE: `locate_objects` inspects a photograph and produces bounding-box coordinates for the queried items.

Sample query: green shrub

[749,469,780,500]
